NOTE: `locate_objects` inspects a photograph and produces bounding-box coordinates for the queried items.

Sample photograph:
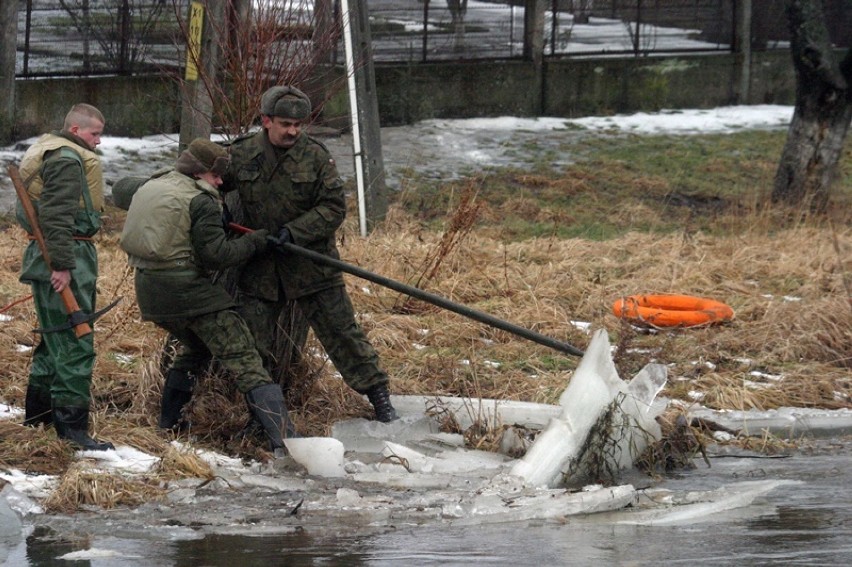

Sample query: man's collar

[57,129,94,152]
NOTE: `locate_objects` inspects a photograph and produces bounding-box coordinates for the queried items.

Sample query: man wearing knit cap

[119,138,298,453]
[222,85,399,423]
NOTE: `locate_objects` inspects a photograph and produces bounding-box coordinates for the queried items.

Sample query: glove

[248,229,270,251]
[274,227,293,245]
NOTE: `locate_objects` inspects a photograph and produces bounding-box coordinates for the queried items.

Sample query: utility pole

[179,0,225,150]
[0,0,17,143]
[341,0,387,235]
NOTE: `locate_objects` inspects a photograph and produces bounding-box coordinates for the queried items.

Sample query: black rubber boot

[246,383,299,454]
[366,384,399,423]
[158,369,195,431]
[23,385,53,427]
[52,406,115,451]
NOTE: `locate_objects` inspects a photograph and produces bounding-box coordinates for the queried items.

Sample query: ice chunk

[389,396,562,430]
[336,487,363,506]
[284,437,346,478]
[0,488,23,541]
[0,484,42,516]
[618,480,799,525]
[687,406,852,438]
[378,441,511,476]
[351,471,471,489]
[58,549,124,560]
[511,331,669,488]
[447,484,637,525]
[567,363,667,482]
[332,415,441,453]
[380,441,432,473]
[510,330,624,487]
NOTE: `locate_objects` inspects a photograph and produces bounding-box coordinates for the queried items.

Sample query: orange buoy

[612,294,735,328]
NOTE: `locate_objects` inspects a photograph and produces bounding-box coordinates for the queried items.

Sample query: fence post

[633,0,642,55]
[524,0,546,115]
[422,0,430,63]
[0,0,16,142]
[734,0,752,104]
[119,0,130,74]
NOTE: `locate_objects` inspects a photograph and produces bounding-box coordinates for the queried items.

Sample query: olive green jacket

[123,171,269,321]
[222,130,346,301]
[17,131,102,283]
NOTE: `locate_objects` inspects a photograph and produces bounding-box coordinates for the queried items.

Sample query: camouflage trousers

[237,286,389,394]
[155,309,272,394]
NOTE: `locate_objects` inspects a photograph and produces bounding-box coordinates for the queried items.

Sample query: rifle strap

[28,235,93,241]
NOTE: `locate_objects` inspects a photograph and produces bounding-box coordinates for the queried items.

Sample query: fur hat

[175,138,230,176]
[260,86,312,120]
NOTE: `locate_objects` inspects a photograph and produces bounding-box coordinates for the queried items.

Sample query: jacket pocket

[237,169,263,202]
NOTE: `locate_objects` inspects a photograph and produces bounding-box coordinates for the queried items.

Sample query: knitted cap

[260,86,311,120]
[175,138,230,176]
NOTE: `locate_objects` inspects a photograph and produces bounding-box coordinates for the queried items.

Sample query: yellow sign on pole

[185,1,205,81]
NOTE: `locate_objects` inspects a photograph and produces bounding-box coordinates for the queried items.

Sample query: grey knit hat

[260,85,311,120]
[175,138,230,176]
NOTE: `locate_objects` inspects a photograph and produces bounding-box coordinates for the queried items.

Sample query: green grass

[394,130,852,241]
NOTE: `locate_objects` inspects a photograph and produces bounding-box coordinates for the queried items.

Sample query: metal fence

[371,0,738,62]
[13,0,847,78]
[16,0,183,76]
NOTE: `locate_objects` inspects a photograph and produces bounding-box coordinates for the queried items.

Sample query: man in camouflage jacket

[119,138,297,452]
[16,103,113,450]
[221,85,398,422]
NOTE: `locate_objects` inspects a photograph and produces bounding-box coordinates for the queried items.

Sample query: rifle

[7,164,92,338]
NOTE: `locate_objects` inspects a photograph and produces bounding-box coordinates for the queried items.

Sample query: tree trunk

[771,0,852,212]
[0,0,16,143]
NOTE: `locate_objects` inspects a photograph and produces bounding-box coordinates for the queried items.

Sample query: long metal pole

[229,223,584,357]
[285,242,584,356]
[340,0,368,237]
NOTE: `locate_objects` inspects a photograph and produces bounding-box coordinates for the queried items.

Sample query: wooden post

[342,0,387,234]
[179,0,225,150]
[734,0,752,104]
[0,0,17,142]
[524,0,547,115]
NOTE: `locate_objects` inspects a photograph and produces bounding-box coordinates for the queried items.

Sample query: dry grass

[42,462,166,513]
[1,185,850,508]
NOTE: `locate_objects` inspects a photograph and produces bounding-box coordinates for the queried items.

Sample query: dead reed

[0,177,849,508]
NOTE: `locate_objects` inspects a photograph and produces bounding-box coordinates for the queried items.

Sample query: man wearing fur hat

[222,85,399,422]
[17,103,114,451]
[119,138,298,453]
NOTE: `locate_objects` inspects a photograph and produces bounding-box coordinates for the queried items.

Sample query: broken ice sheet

[284,437,346,478]
[617,480,799,525]
[332,415,442,453]
[510,330,625,487]
[379,441,511,475]
[511,330,667,488]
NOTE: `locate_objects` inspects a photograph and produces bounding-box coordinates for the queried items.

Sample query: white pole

[340,0,368,237]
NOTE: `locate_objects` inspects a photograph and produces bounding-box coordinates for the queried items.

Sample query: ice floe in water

[3,328,835,532]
